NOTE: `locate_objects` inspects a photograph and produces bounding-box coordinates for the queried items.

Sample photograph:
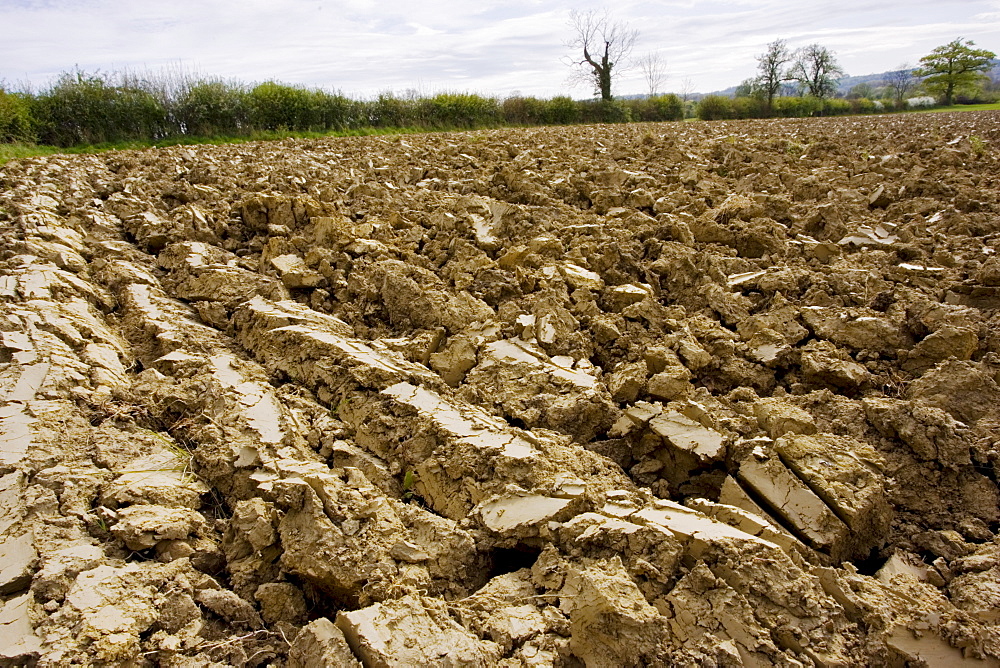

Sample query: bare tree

[787,44,845,99]
[883,64,914,104]
[679,77,696,102]
[755,39,791,109]
[637,52,667,97]
[566,9,638,101]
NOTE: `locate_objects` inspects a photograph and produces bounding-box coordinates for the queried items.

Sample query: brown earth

[1,111,1000,666]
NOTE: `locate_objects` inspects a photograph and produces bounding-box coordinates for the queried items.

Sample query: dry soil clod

[2,112,1000,665]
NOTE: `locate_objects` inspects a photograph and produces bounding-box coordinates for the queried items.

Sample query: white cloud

[1,0,997,96]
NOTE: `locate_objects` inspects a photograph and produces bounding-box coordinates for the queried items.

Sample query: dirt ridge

[1,112,1000,666]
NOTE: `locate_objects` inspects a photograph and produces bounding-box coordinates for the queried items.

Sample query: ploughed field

[2,111,1000,666]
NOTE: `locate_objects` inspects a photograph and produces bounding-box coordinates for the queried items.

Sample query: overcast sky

[3,0,999,98]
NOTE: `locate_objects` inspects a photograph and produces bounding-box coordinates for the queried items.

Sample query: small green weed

[784,141,805,156]
[970,135,987,157]
[402,470,416,500]
[402,470,428,507]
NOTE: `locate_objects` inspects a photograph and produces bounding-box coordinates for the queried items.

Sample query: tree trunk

[599,69,613,101]
[600,53,613,101]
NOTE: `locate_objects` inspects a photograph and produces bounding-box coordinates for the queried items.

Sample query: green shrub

[247,82,321,131]
[501,96,548,125]
[502,95,587,126]
[697,95,733,120]
[771,96,823,117]
[368,93,414,127]
[544,96,581,124]
[17,65,860,148]
[120,86,169,139]
[731,96,767,119]
[418,93,499,128]
[821,98,851,116]
[625,94,684,122]
[579,99,631,123]
[849,97,877,114]
[0,89,34,143]
[653,94,684,121]
[313,90,363,130]
[34,71,169,146]
[176,80,248,136]
[954,90,998,104]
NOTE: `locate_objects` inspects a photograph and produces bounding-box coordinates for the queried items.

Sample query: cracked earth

[1,111,1000,666]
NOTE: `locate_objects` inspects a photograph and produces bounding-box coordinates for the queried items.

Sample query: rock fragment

[649,409,727,463]
[665,562,789,665]
[562,557,665,666]
[775,433,891,549]
[800,340,870,391]
[737,446,853,558]
[270,253,323,289]
[863,398,970,467]
[608,360,648,403]
[907,359,1000,424]
[428,334,477,387]
[604,284,653,312]
[463,337,616,441]
[289,618,361,667]
[453,571,551,654]
[271,466,484,605]
[753,398,818,438]
[336,594,503,666]
[195,588,263,627]
[0,593,42,664]
[111,504,208,551]
[0,533,36,595]
[801,306,910,354]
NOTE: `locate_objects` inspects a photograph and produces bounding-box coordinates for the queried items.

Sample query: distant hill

[837,71,896,92]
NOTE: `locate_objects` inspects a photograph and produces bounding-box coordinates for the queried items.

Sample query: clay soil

[2,111,1000,667]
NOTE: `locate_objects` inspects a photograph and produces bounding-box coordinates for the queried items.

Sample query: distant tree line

[562,8,998,121]
[0,69,685,147]
[696,94,885,121]
[1,34,996,148]
[713,37,997,120]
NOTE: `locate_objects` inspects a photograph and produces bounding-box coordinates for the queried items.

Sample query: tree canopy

[787,44,844,100]
[755,39,791,108]
[914,38,997,105]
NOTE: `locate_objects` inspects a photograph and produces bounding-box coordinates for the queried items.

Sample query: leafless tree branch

[565,9,638,101]
[637,52,667,97]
